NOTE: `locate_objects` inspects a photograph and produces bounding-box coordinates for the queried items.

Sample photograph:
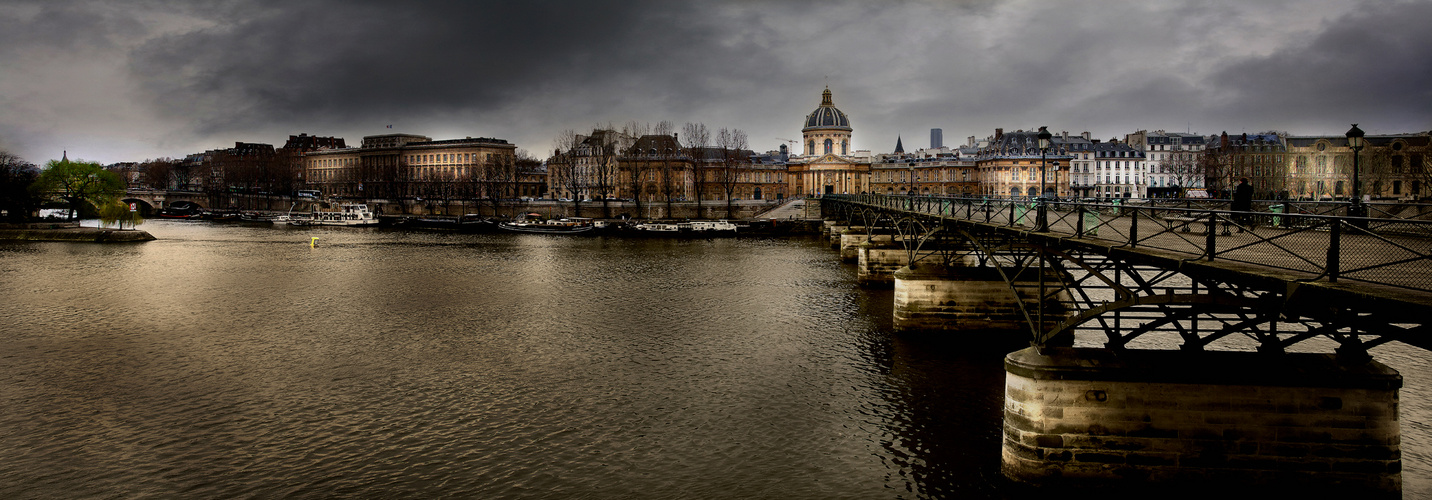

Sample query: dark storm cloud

[126,0,788,135]
[1205,1,1432,133]
[0,3,137,55]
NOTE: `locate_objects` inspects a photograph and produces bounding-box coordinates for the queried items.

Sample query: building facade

[1204,132,1286,199]
[975,128,1077,199]
[1087,140,1148,199]
[1125,130,1206,198]
[786,88,872,196]
[1284,133,1429,201]
[870,145,979,197]
[303,133,520,201]
[547,129,635,202]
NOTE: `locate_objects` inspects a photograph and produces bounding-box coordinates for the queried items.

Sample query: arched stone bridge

[120,189,211,214]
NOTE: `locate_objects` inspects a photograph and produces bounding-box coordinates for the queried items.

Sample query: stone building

[1087,140,1148,199]
[547,129,635,202]
[303,133,519,201]
[1204,132,1286,199]
[617,134,694,204]
[786,87,872,196]
[870,143,979,197]
[974,128,1077,199]
[1284,132,1430,201]
[1124,130,1206,198]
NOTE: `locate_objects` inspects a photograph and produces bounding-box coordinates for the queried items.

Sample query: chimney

[995,128,1004,142]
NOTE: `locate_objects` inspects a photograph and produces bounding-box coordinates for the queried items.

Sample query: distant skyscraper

[931,128,943,149]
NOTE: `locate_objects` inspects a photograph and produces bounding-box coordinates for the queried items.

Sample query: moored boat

[630,220,738,237]
[632,222,682,236]
[280,204,379,227]
[497,214,595,234]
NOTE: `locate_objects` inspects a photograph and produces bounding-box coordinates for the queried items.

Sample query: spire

[821,87,833,106]
[894,136,904,153]
[62,150,68,162]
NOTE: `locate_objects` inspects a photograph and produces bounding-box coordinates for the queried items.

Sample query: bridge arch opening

[120,198,156,216]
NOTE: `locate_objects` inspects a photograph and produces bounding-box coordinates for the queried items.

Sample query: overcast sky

[2,0,1429,165]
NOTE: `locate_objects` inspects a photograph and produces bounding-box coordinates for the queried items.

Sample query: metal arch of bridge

[819,194,1432,358]
[833,204,991,269]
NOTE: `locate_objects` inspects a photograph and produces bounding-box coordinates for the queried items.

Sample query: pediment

[809,153,855,166]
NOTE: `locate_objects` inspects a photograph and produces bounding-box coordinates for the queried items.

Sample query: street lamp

[1345,123,1366,219]
[909,163,915,196]
[1035,126,1052,231]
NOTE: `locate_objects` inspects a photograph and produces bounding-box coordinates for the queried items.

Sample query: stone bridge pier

[1002,347,1401,496]
[893,262,1072,337]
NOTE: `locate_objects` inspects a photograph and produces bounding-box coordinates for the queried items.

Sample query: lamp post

[1035,126,1052,231]
[1345,124,1366,221]
[908,163,915,195]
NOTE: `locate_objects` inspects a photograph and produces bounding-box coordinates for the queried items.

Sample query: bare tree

[1164,150,1203,197]
[682,122,710,217]
[513,150,544,201]
[659,144,685,218]
[549,129,585,216]
[592,126,623,218]
[714,128,748,218]
[1198,146,1237,199]
[481,151,518,217]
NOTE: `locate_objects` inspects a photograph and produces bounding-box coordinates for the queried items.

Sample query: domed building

[803,88,852,156]
[788,87,871,196]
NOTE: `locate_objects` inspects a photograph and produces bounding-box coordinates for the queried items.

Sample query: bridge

[816,194,1431,496]
[121,189,329,215]
[120,189,212,214]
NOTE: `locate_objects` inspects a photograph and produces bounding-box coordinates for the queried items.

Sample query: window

[824,139,833,154]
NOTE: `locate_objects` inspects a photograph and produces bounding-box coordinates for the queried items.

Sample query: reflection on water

[0,220,1428,498]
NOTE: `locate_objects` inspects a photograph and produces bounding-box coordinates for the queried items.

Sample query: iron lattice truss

[826,196,1432,358]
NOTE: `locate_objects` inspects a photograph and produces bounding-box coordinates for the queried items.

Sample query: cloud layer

[1,0,1428,164]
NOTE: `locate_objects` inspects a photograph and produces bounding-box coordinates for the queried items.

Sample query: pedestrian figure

[1232,178,1253,212]
[1232,178,1254,231]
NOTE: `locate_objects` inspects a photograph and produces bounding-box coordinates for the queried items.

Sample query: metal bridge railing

[827,194,1432,293]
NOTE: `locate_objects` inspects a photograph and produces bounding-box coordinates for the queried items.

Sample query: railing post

[1327,218,1341,282]
[1034,198,1049,232]
[1128,207,1138,247]
[1205,211,1217,261]
[1075,205,1085,237]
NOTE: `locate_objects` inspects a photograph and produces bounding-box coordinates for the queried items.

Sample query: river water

[1,221,1428,498]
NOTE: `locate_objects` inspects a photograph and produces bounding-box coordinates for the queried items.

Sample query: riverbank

[0,223,156,242]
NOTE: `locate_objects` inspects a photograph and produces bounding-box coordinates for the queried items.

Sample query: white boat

[633,222,682,236]
[496,213,596,234]
[497,219,596,234]
[688,220,738,235]
[289,204,379,227]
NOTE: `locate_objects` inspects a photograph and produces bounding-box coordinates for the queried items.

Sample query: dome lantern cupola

[803,87,852,132]
[801,87,853,156]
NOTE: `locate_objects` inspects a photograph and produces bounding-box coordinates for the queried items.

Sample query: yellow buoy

[310,237,319,248]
